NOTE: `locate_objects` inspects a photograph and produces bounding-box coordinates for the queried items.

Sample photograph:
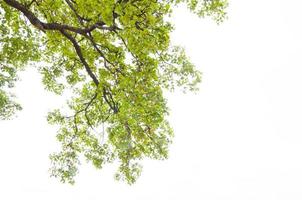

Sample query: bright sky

[1,0,302,199]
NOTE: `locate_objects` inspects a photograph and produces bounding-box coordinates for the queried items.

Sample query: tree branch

[3,0,118,35]
[59,29,100,85]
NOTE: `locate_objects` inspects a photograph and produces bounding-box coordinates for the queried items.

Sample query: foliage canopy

[0,0,227,184]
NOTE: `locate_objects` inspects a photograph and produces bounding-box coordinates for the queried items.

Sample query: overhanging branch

[3,0,118,35]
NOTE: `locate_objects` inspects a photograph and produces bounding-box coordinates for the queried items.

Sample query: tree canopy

[0,0,227,184]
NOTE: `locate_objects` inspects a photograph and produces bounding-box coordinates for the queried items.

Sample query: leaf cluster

[0,0,227,184]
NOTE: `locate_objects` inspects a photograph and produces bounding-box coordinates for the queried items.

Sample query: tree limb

[3,0,118,35]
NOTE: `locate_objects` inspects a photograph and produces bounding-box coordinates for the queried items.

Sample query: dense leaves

[0,0,227,184]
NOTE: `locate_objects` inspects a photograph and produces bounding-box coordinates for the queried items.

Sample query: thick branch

[3,0,117,35]
[60,30,100,86]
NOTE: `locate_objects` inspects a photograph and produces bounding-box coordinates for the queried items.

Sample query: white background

[1,0,302,199]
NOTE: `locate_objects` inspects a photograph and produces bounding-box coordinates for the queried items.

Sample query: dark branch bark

[3,0,117,35]
[64,0,85,25]
[102,87,118,113]
[59,30,100,86]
